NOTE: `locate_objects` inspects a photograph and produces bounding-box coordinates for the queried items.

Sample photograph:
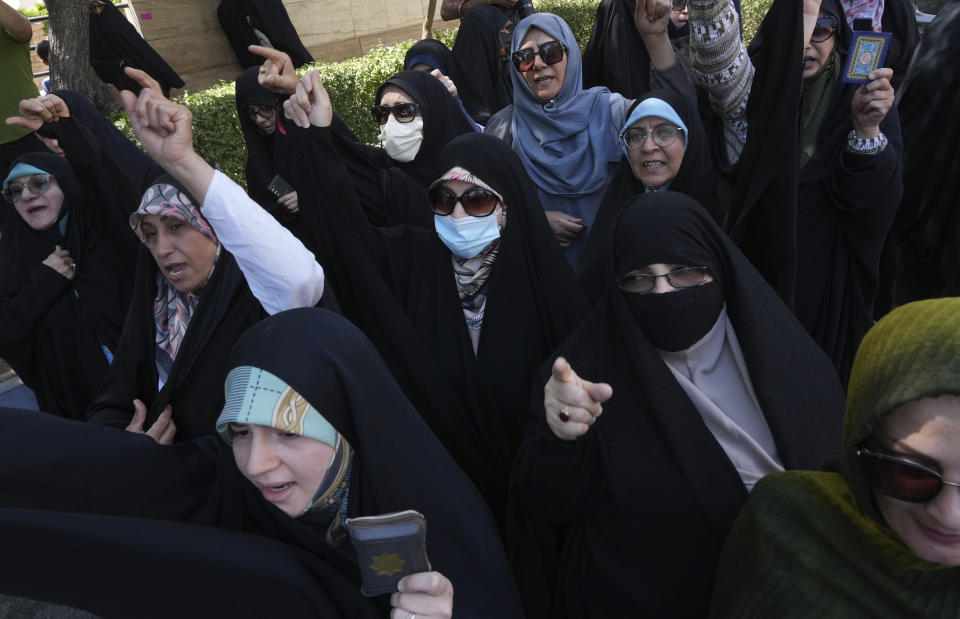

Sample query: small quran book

[344,509,431,597]
[842,31,893,84]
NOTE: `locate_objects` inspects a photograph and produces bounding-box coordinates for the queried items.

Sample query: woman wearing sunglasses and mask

[514,192,843,617]
[249,46,475,229]
[711,297,960,617]
[282,70,587,551]
[0,95,142,419]
[485,3,690,267]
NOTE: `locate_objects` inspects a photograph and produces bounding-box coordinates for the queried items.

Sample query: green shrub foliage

[110,0,768,189]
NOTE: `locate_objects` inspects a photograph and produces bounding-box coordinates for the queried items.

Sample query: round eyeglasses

[3,174,53,204]
[621,125,685,150]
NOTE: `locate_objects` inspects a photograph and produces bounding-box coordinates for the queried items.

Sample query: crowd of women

[0,0,958,615]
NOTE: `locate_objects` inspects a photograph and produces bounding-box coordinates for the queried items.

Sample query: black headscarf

[287,129,589,519]
[578,88,717,303]
[404,38,458,78]
[0,138,138,419]
[449,5,516,124]
[724,0,902,381]
[217,0,314,69]
[514,191,844,618]
[88,1,184,96]
[0,309,524,618]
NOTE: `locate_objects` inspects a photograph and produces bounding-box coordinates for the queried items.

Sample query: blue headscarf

[509,13,623,197]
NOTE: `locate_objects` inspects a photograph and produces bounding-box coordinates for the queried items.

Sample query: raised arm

[688,0,755,164]
[120,68,324,313]
[634,0,678,70]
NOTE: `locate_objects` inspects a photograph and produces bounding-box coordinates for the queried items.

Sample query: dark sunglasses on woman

[811,15,837,43]
[617,266,710,294]
[3,174,53,204]
[428,185,500,217]
[857,446,960,503]
[370,102,420,125]
[511,40,566,73]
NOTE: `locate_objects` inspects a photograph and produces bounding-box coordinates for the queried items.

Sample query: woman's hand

[544,210,585,248]
[42,245,77,281]
[429,69,459,98]
[283,70,333,128]
[125,399,177,445]
[544,357,613,441]
[119,68,196,171]
[249,45,299,95]
[120,67,214,200]
[802,0,823,50]
[634,0,672,37]
[389,572,453,619]
[277,190,299,214]
[851,68,894,139]
[5,94,71,131]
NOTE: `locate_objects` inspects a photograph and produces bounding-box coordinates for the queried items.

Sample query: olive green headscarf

[711,298,960,618]
[843,297,960,522]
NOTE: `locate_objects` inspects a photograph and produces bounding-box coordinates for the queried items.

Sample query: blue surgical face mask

[434,211,501,259]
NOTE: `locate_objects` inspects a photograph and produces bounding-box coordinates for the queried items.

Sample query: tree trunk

[45,0,118,114]
[422,0,438,39]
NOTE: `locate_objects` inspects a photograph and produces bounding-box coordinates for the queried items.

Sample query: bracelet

[846,130,888,155]
[457,0,468,18]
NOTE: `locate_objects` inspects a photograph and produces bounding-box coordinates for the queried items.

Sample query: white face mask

[377,115,425,163]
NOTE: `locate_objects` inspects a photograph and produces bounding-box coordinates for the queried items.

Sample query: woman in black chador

[88,0,184,97]
[514,192,844,617]
[217,0,313,69]
[0,95,140,420]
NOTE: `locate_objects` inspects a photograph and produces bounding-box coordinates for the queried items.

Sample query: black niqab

[514,191,844,618]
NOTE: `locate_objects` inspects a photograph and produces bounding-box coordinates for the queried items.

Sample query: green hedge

[113,0,769,187]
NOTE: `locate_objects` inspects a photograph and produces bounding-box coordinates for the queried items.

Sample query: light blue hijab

[509,13,623,198]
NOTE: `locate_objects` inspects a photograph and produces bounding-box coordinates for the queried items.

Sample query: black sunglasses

[811,15,838,43]
[858,446,960,503]
[511,40,566,73]
[617,266,710,294]
[370,102,420,125]
[428,185,500,217]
